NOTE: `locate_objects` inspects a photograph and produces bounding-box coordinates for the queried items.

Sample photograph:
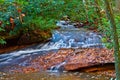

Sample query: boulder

[64,48,114,71]
[15,48,115,73]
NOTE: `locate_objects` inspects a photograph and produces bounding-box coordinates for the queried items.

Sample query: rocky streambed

[0,48,116,80]
[0,21,116,80]
[10,48,115,77]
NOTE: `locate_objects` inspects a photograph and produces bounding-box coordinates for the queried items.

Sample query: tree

[104,0,120,79]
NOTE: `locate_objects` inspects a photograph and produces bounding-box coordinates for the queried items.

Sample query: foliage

[98,8,120,48]
[0,0,86,44]
[0,0,119,47]
[104,0,120,79]
[21,17,56,32]
[0,22,6,44]
[0,38,6,44]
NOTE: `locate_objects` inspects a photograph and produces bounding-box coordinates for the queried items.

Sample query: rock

[64,48,114,71]
[14,48,115,73]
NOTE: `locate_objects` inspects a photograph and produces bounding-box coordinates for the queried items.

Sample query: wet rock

[74,22,85,28]
[64,48,114,71]
[15,48,115,74]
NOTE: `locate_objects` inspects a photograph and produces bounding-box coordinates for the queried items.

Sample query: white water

[48,62,66,72]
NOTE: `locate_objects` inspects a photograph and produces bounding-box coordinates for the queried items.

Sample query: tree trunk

[104,0,120,80]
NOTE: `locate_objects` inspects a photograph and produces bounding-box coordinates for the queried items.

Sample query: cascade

[0,21,104,72]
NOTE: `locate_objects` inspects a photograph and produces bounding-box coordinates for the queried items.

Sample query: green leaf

[0,38,6,44]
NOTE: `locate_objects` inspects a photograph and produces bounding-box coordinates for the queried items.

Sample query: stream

[0,21,115,80]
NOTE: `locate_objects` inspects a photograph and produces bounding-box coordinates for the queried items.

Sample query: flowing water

[0,21,114,80]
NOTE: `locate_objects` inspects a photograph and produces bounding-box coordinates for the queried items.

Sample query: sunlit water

[0,21,113,80]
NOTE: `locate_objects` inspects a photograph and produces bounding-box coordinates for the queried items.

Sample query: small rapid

[0,21,104,72]
[0,21,116,80]
[48,61,66,72]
